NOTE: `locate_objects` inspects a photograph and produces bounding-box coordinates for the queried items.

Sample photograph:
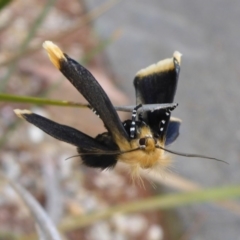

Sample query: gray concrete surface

[86,0,240,239]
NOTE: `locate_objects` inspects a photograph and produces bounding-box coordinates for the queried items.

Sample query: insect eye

[139,138,146,147]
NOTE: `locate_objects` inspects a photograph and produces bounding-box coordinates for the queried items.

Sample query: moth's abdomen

[78,132,120,169]
[78,147,118,169]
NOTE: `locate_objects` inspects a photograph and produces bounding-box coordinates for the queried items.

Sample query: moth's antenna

[156,146,228,164]
[65,148,141,160]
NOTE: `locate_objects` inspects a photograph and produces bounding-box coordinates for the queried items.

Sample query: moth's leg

[138,112,144,122]
[159,104,178,134]
[130,104,142,139]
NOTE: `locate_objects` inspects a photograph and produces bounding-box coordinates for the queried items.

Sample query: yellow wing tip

[42,41,66,69]
[14,109,32,119]
[170,116,182,123]
[173,51,182,64]
[136,51,182,78]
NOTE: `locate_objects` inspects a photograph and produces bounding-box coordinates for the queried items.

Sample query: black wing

[43,41,129,147]
[14,110,118,169]
[133,51,181,141]
[165,117,181,145]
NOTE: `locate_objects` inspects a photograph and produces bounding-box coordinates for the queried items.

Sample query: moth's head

[117,123,170,172]
[138,136,157,152]
[128,124,164,152]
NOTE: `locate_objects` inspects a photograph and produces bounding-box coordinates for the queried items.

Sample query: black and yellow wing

[43,41,130,147]
[133,52,181,144]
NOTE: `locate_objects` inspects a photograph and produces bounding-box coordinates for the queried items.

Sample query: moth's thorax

[118,125,171,170]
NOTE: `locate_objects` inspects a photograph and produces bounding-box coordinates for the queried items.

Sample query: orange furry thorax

[117,125,172,171]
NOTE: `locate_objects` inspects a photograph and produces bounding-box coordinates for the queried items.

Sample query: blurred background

[0,0,240,239]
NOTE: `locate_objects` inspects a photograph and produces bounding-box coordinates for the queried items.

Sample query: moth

[14,41,225,180]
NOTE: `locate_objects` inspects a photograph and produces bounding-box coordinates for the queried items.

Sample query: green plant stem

[59,185,240,231]
[18,185,240,240]
[0,94,89,108]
